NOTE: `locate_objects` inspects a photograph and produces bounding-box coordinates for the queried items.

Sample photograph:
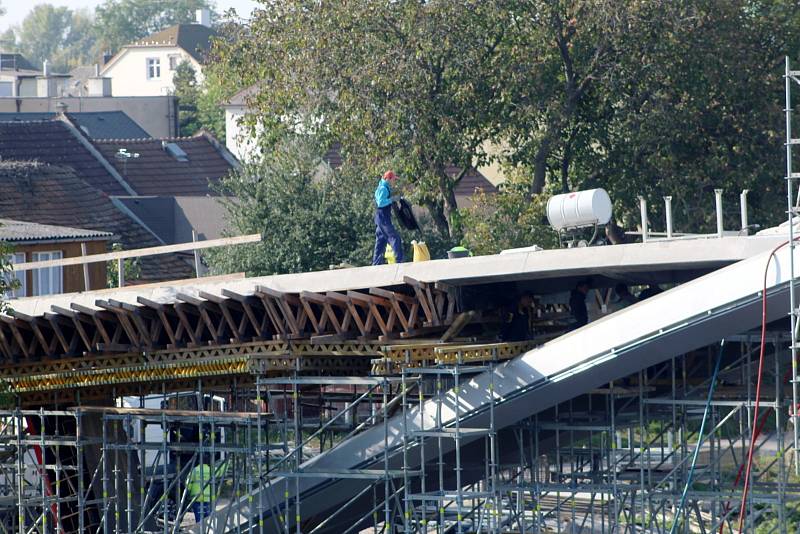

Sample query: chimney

[56,101,68,115]
[37,60,58,97]
[87,76,112,97]
[87,62,112,97]
[196,8,211,27]
[101,51,113,65]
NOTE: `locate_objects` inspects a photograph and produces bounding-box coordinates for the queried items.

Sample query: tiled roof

[0,112,150,140]
[128,24,216,63]
[0,161,192,282]
[94,133,236,196]
[0,53,36,71]
[0,120,130,196]
[0,218,112,243]
[226,84,260,107]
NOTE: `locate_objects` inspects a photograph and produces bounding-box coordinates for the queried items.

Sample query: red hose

[736,239,795,532]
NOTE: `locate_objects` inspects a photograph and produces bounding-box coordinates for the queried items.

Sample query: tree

[93,0,215,55]
[15,5,73,70]
[0,241,19,314]
[488,0,800,234]
[195,61,236,140]
[461,168,558,256]
[0,28,16,52]
[206,136,376,276]
[174,61,201,136]
[213,1,515,241]
[9,6,96,72]
[590,0,800,233]
[106,243,141,288]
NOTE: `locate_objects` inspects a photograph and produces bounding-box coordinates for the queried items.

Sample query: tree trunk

[530,141,551,196]
[560,130,575,193]
[424,200,450,238]
[436,167,461,240]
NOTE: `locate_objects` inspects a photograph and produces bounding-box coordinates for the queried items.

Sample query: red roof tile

[94,134,236,196]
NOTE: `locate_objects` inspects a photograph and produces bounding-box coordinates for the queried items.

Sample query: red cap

[383,170,397,180]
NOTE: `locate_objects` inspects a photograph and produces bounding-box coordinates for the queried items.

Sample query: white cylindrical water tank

[546,188,613,230]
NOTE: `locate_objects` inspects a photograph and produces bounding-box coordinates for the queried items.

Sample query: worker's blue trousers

[372,206,403,265]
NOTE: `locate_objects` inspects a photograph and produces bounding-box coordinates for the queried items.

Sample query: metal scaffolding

[0,334,795,533]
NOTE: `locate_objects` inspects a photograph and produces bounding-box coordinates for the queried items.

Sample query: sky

[0,0,261,32]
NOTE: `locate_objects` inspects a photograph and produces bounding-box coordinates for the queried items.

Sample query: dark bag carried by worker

[392,198,420,231]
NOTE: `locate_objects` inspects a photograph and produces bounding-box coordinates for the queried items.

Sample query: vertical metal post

[664,196,674,239]
[785,56,800,476]
[740,189,749,234]
[192,230,202,278]
[117,258,125,288]
[638,196,649,243]
[80,242,90,291]
[714,189,724,238]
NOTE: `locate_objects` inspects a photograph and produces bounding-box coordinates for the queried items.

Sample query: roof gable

[103,24,216,72]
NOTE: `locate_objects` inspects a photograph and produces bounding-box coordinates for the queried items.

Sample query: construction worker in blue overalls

[372,170,404,265]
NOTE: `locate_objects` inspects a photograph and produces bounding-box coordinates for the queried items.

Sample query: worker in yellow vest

[187,458,224,522]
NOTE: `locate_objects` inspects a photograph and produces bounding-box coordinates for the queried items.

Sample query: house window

[146,57,161,79]
[31,251,62,296]
[2,253,26,299]
[169,55,181,70]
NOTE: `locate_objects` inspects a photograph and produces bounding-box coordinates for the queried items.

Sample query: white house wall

[225,106,258,162]
[102,47,205,97]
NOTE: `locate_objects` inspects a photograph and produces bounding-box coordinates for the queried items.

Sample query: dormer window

[146,57,161,79]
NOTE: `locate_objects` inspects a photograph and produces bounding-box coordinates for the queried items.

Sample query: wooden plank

[9,312,54,358]
[11,233,262,272]
[1,319,29,359]
[109,299,155,347]
[200,292,241,343]
[44,314,73,355]
[439,311,475,342]
[52,307,93,351]
[96,300,142,348]
[0,324,15,361]
[223,290,268,338]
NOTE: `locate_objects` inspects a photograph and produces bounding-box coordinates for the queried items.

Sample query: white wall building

[224,85,259,161]
[100,10,215,97]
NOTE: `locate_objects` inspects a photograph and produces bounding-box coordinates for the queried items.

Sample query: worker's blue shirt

[375,179,393,209]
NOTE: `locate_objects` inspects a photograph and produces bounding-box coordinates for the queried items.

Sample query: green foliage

[0,241,19,314]
[106,243,141,288]
[214,0,800,244]
[213,1,514,240]
[461,169,557,255]
[12,5,95,72]
[195,61,235,140]
[205,136,377,276]
[174,61,201,136]
[93,0,214,54]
